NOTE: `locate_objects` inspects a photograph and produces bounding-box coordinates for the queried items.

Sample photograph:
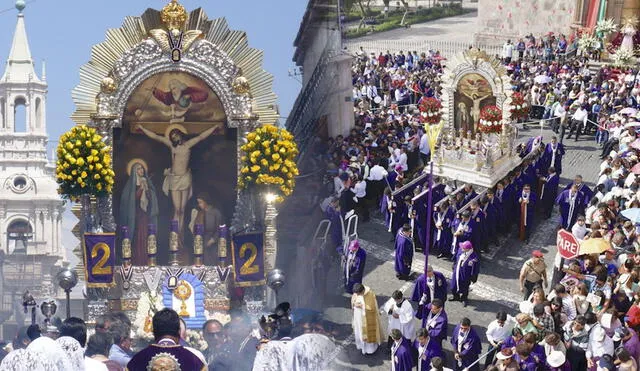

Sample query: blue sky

[0,0,306,146]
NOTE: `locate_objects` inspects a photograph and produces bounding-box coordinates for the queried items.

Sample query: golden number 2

[239,243,259,275]
[91,242,113,275]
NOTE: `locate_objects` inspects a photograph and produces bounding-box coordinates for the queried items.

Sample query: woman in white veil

[0,348,57,371]
[26,335,74,370]
[56,336,85,371]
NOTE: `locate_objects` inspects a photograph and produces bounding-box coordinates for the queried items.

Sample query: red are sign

[556,229,579,259]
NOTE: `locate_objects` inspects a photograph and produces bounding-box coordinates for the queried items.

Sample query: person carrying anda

[519,250,548,300]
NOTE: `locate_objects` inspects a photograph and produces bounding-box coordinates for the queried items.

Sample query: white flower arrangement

[186,330,208,351]
[596,18,618,35]
[578,35,600,53]
[612,47,637,67]
[133,291,165,341]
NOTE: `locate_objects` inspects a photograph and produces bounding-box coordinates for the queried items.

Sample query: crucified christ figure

[461,92,492,133]
[138,124,219,239]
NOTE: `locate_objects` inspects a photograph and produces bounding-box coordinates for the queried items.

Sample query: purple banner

[231,232,266,287]
[83,233,116,288]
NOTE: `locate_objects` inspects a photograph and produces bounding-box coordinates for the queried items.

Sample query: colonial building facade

[0,2,65,336]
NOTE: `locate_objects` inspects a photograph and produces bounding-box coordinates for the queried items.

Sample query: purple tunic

[325,206,343,252]
[555,190,586,230]
[394,232,413,276]
[563,182,594,203]
[449,218,472,256]
[417,304,448,346]
[126,343,206,371]
[450,250,479,297]
[413,338,444,371]
[450,325,482,371]
[391,337,414,371]
[544,142,565,175]
[344,248,366,293]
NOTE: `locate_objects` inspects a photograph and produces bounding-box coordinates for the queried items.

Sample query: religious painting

[453,73,496,135]
[114,71,236,266]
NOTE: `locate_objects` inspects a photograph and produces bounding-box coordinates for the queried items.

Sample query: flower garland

[55,125,114,201]
[418,97,442,125]
[186,330,208,351]
[239,125,299,202]
[509,92,530,121]
[478,105,503,134]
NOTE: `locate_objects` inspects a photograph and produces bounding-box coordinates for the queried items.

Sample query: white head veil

[56,336,85,371]
[1,347,57,371]
[27,336,74,370]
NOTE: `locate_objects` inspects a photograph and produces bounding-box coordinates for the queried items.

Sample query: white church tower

[0,1,65,262]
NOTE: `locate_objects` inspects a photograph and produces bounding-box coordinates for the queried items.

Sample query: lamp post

[56,268,78,319]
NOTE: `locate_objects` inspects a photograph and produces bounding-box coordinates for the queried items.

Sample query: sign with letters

[83,233,116,287]
[556,229,579,259]
[231,232,266,287]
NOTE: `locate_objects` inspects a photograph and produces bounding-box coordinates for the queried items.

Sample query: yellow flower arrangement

[239,124,299,201]
[55,125,115,201]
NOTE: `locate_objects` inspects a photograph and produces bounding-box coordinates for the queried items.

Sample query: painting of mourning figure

[114,71,237,265]
[453,73,496,136]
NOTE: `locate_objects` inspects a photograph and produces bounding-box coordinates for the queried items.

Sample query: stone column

[264,198,278,310]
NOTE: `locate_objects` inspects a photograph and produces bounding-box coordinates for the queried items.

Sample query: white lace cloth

[252,333,337,371]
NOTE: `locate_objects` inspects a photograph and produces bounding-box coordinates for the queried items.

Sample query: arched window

[14,97,26,132]
[6,220,33,254]
[35,98,42,129]
[0,98,5,128]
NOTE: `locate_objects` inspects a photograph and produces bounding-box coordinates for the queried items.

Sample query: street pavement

[277,124,602,370]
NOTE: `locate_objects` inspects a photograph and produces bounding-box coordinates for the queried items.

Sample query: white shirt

[397,152,408,172]
[419,133,430,156]
[384,299,416,340]
[486,315,517,345]
[352,180,367,198]
[572,108,588,124]
[334,176,345,195]
[572,222,588,240]
[585,334,614,359]
[85,357,109,371]
[503,43,514,58]
[554,104,567,118]
[368,165,387,181]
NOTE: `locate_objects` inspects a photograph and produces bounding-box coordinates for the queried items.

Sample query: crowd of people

[316,33,640,371]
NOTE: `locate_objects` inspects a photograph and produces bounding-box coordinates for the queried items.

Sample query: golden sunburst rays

[71,6,279,126]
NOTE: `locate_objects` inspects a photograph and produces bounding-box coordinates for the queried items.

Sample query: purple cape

[544,142,565,174]
[555,190,586,229]
[411,272,448,305]
[126,344,206,371]
[394,232,413,276]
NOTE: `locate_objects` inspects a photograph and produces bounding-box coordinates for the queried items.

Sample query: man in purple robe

[126,309,206,371]
[451,317,482,371]
[413,328,444,371]
[539,167,560,219]
[462,184,477,204]
[555,184,586,230]
[390,329,414,371]
[344,239,366,294]
[563,175,593,203]
[416,298,447,348]
[432,201,454,258]
[394,224,414,280]
[469,200,486,252]
[450,241,479,307]
[411,265,447,306]
[448,210,472,259]
[544,136,566,176]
